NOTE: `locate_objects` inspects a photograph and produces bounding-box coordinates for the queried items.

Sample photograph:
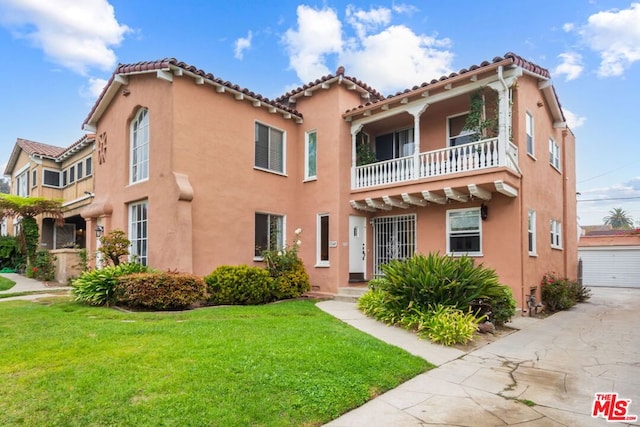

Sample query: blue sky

[0,0,639,226]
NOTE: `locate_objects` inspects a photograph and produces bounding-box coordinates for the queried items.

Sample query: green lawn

[0,298,432,426]
[0,276,15,291]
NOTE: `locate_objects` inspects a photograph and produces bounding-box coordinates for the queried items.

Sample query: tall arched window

[130,108,149,183]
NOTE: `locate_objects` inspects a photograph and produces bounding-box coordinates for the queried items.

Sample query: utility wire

[577,196,640,202]
[577,160,640,184]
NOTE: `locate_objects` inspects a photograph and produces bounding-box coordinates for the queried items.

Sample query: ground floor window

[447,208,482,255]
[317,213,329,265]
[129,201,148,265]
[372,214,416,276]
[550,219,562,249]
[254,212,283,257]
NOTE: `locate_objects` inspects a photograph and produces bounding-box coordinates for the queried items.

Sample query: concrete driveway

[320,287,640,426]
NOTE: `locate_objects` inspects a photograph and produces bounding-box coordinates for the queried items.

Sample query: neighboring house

[3,135,96,249]
[77,52,577,309]
[579,228,640,287]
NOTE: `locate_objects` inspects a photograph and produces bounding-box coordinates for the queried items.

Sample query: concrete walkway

[0,273,71,302]
[318,287,640,427]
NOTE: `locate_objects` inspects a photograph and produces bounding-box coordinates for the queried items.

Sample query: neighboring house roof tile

[16,138,66,158]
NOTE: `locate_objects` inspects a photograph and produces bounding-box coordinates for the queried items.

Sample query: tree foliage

[98,229,131,266]
[603,208,634,229]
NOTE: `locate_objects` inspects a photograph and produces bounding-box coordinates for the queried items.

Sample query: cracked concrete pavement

[318,287,640,426]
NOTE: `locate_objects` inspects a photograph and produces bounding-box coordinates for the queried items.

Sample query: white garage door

[579,246,640,287]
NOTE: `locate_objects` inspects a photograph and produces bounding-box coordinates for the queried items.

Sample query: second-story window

[549,138,560,170]
[526,112,534,156]
[305,130,317,180]
[255,122,284,174]
[16,170,29,196]
[131,108,150,183]
[43,170,61,188]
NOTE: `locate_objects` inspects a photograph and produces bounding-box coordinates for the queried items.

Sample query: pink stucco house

[79,52,577,309]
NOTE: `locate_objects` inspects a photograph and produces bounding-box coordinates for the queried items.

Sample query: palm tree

[603,208,634,229]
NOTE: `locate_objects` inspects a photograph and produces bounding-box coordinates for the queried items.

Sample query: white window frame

[316,213,329,266]
[447,207,482,256]
[15,167,29,197]
[31,169,37,188]
[528,209,537,256]
[549,138,560,170]
[76,160,84,180]
[130,108,150,184]
[42,168,61,188]
[550,219,562,249]
[254,212,285,259]
[129,200,148,265]
[254,121,286,175]
[85,157,93,176]
[448,111,477,147]
[525,111,535,157]
[305,130,317,181]
[68,165,76,184]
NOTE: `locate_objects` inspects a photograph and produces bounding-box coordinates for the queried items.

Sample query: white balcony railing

[353,138,518,189]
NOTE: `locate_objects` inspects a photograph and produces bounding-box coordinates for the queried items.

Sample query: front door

[349,215,367,281]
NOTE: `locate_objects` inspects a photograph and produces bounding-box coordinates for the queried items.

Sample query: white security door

[349,216,366,281]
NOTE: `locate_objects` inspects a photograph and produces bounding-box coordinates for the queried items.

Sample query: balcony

[353,137,519,190]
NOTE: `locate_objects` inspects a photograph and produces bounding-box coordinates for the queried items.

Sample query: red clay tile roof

[83,58,303,128]
[16,138,66,158]
[274,66,385,105]
[343,52,554,115]
[57,133,95,160]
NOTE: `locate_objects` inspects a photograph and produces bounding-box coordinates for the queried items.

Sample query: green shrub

[31,249,56,282]
[71,263,150,306]
[378,252,510,312]
[358,288,404,325]
[422,304,482,346]
[541,273,581,312]
[0,236,24,271]
[262,229,310,300]
[115,271,208,310]
[204,265,274,305]
[471,286,517,326]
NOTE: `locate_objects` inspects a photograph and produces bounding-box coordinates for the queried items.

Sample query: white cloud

[282,5,343,82]
[562,22,575,32]
[79,77,108,100]
[234,31,252,60]
[341,25,452,94]
[0,0,130,75]
[346,5,392,39]
[282,5,453,94]
[554,52,583,81]
[562,108,586,129]
[580,3,640,77]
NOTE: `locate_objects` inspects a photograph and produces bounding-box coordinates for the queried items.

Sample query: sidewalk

[318,288,640,426]
[0,273,71,302]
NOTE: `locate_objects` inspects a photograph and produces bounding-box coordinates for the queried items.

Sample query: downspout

[497,66,526,309]
[562,129,569,278]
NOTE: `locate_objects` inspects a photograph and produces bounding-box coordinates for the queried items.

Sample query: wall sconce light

[480,203,488,221]
[95,225,105,238]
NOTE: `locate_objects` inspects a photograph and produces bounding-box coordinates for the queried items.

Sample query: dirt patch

[454,325,517,352]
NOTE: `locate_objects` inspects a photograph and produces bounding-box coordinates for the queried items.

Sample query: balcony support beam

[382,196,409,209]
[402,193,428,206]
[444,187,469,202]
[366,198,392,211]
[421,191,446,204]
[468,184,492,201]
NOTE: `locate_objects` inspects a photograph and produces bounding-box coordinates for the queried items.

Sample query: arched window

[130,108,149,183]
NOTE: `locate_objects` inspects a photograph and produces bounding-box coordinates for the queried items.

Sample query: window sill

[303,177,317,183]
[254,166,287,177]
[551,245,563,251]
[550,164,562,174]
[447,252,483,257]
[314,263,330,268]
[527,153,536,161]
[528,252,538,257]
